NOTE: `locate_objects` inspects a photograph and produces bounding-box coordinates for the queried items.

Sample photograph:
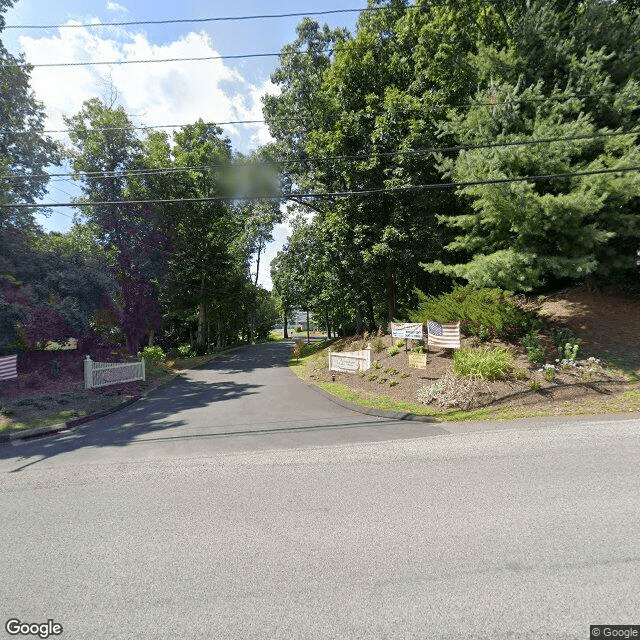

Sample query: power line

[4,7,380,30]
[6,128,638,183]
[4,165,639,208]
[3,93,609,136]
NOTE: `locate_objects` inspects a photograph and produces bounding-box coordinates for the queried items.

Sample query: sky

[3,0,364,289]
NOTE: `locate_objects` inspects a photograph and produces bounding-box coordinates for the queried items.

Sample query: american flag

[0,354,17,381]
[427,320,461,350]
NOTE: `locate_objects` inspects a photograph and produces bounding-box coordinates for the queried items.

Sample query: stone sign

[329,345,372,373]
[391,323,424,340]
[408,352,427,369]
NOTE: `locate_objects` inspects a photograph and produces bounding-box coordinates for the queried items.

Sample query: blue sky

[3,0,364,288]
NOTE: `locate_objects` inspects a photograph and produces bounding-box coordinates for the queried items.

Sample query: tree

[425,0,640,290]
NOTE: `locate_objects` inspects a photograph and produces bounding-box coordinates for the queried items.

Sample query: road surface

[1,341,639,639]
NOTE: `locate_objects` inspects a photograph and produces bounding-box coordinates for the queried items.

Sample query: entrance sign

[329,344,372,373]
[408,353,427,369]
[391,323,423,340]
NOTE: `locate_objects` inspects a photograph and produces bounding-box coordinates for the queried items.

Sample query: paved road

[1,342,639,639]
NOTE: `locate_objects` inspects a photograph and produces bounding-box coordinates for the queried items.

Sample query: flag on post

[427,320,461,349]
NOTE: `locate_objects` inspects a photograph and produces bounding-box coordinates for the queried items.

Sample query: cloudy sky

[3,0,362,288]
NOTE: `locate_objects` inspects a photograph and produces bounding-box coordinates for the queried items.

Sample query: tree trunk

[197,271,206,347]
[254,236,264,286]
[366,291,376,332]
[283,307,289,339]
[386,260,397,324]
[147,328,154,346]
[306,309,310,344]
[356,301,364,335]
[325,308,331,339]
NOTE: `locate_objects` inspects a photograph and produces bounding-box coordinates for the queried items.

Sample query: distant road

[1,341,639,639]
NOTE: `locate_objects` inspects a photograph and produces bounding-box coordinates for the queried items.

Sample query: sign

[328,345,372,373]
[391,323,423,340]
[408,353,427,369]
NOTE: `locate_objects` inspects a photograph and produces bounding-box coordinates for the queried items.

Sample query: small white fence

[0,354,18,381]
[84,356,145,390]
[329,344,372,373]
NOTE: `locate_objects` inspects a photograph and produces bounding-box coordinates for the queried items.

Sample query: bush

[139,345,165,363]
[410,286,542,341]
[395,339,405,348]
[389,345,399,356]
[177,344,194,358]
[292,339,305,361]
[417,371,478,409]
[453,346,515,380]
[522,333,545,365]
[371,337,386,353]
[552,327,581,361]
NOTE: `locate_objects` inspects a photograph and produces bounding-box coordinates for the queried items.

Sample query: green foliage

[553,328,581,360]
[544,366,555,382]
[368,374,378,382]
[371,360,382,369]
[414,344,425,354]
[384,367,400,375]
[395,339,405,348]
[513,367,528,380]
[371,337,386,353]
[139,346,165,364]
[292,339,305,361]
[529,379,542,391]
[177,345,194,358]
[389,380,399,387]
[453,346,515,380]
[521,332,545,365]
[388,345,400,356]
[410,286,541,341]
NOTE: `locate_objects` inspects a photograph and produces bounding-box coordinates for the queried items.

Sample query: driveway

[0,341,442,472]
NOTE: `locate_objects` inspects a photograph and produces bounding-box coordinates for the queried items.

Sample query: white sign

[328,345,372,373]
[391,323,423,340]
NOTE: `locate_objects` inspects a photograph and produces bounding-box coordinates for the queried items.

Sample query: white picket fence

[328,344,372,373]
[84,356,145,390]
[0,354,17,381]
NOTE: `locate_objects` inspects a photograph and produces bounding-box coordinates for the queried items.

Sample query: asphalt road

[1,342,639,639]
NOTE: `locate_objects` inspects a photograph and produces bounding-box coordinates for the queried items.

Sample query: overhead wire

[5,128,638,183]
[4,7,383,30]
[3,165,639,208]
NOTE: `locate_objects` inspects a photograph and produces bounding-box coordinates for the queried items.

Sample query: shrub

[371,337,386,353]
[552,327,581,361]
[513,367,528,380]
[410,286,542,341]
[417,371,478,410]
[544,365,556,382]
[414,344,425,354]
[139,346,165,363]
[292,339,305,361]
[529,379,542,391]
[389,380,399,387]
[388,345,399,356]
[395,339,405,348]
[368,374,378,381]
[177,344,194,358]
[371,360,382,369]
[453,346,515,380]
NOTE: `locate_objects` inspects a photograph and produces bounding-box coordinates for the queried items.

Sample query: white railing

[0,354,17,381]
[84,356,145,389]
[328,344,372,373]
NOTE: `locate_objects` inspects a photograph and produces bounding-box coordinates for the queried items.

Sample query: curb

[300,377,440,423]
[1,348,242,444]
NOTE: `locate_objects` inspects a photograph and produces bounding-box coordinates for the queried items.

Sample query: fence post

[364,343,372,370]
[84,355,93,390]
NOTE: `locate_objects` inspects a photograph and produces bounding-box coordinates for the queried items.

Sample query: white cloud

[106,2,128,12]
[19,23,276,152]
